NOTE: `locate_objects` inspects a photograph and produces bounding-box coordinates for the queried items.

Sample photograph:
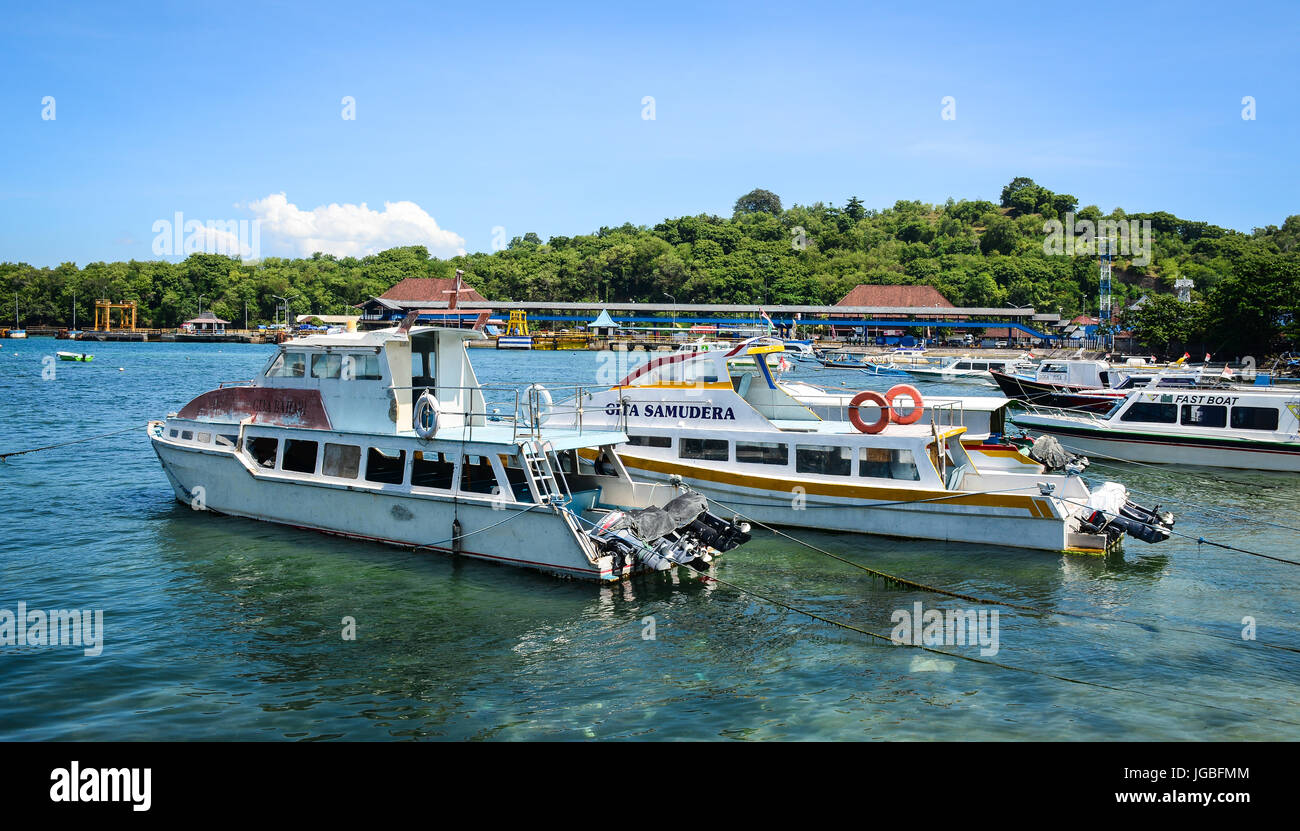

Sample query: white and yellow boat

[547,338,1173,554]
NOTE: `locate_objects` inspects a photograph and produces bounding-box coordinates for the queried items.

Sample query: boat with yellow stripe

[546,337,1174,554]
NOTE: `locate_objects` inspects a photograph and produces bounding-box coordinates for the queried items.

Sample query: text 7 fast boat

[545,339,1174,554]
[148,320,750,582]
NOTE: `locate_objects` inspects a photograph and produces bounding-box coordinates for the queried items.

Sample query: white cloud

[245,193,466,259]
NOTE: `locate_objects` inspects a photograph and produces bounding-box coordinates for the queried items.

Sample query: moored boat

[545,338,1175,554]
[148,320,751,581]
[57,351,93,362]
[1011,388,1300,472]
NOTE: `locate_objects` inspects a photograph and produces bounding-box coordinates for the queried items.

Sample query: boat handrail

[387,382,619,443]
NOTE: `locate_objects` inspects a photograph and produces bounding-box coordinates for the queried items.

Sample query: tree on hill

[733,189,783,217]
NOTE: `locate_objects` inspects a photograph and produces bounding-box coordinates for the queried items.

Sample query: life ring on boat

[413,391,440,439]
[848,390,890,434]
[885,384,924,425]
[521,383,553,427]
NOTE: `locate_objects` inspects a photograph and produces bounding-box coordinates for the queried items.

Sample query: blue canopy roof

[587,309,619,328]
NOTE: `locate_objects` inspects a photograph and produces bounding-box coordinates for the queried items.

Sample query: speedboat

[545,338,1174,554]
[57,351,93,362]
[905,354,1036,385]
[148,320,751,581]
[1012,387,1300,472]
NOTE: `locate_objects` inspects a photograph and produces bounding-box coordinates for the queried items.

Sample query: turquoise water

[1,340,1297,740]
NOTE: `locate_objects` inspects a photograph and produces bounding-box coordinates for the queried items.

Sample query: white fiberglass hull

[1012,419,1300,472]
[151,437,631,581]
[614,453,1105,554]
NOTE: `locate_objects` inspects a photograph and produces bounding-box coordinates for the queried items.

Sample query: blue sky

[2,0,1297,266]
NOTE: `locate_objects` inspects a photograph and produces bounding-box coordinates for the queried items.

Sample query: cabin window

[342,353,382,380]
[196,432,211,443]
[1181,404,1226,429]
[246,436,278,468]
[365,447,407,484]
[679,438,729,462]
[1041,363,1068,374]
[1120,402,1177,424]
[955,362,972,370]
[411,351,435,387]
[267,352,307,378]
[626,434,671,448]
[412,450,456,490]
[459,454,500,495]
[181,430,193,441]
[311,353,342,379]
[283,439,319,473]
[322,443,361,478]
[168,429,178,438]
[1231,406,1279,431]
[795,445,853,476]
[859,448,921,480]
[735,441,788,465]
[216,434,237,447]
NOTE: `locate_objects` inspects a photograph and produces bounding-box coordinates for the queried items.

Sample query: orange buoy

[885,384,924,424]
[848,390,890,434]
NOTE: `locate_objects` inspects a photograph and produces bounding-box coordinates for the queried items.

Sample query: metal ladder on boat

[521,440,570,507]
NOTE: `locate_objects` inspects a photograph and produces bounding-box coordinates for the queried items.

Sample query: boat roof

[284,325,486,348]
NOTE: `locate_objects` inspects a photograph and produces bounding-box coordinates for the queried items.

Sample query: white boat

[148,321,752,581]
[904,354,1036,385]
[1011,388,1300,472]
[545,338,1175,554]
[6,330,26,339]
[496,335,533,350]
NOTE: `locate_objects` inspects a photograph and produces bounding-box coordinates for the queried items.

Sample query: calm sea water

[1,339,1297,740]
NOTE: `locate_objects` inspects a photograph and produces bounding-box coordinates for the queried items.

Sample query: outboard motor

[586,489,752,571]
[1078,482,1174,545]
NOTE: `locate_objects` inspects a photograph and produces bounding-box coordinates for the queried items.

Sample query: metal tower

[1098,237,1112,347]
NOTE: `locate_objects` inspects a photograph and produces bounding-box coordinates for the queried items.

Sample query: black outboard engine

[587,489,752,571]
[1078,496,1175,545]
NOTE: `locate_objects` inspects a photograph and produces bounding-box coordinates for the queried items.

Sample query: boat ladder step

[521,440,569,506]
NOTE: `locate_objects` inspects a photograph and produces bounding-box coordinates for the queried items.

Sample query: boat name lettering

[604,402,736,421]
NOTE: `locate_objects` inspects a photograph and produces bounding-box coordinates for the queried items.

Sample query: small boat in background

[57,351,93,362]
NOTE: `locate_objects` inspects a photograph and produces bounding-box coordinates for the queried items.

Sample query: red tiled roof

[836,285,955,308]
[379,277,487,305]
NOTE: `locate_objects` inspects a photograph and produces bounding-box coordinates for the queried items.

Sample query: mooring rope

[678,563,1300,728]
[0,425,140,462]
[705,494,1300,655]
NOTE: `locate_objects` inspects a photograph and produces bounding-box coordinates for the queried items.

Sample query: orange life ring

[848,390,890,434]
[885,384,924,424]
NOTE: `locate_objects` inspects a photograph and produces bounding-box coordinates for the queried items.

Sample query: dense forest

[2,178,1297,355]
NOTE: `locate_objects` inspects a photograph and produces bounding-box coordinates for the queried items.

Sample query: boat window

[1041,363,1067,374]
[1230,406,1279,431]
[342,353,382,380]
[365,447,406,484]
[1181,404,1226,428]
[412,450,456,490]
[1120,402,1177,424]
[459,454,500,494]
[955,362,971,370]
[859,448,921,480]
[311,353,342,379]
[216,434,237,448]
[412,351,435,387]
[972,362,988,371]
[626,434,671,448]
[795,445,852,476]
[282,439,319,473]
[196,432,211,443]
[267,352,307,378]
[169,429,178,438]
[735,441,788,465]
[246,436,278,468]
[181,430,193,441]
[322,443,361,478]
[679,438,729,461]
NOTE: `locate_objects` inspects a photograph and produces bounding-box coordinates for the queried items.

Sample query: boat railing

[390,383,620,443]
[1014,401,1112,424]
